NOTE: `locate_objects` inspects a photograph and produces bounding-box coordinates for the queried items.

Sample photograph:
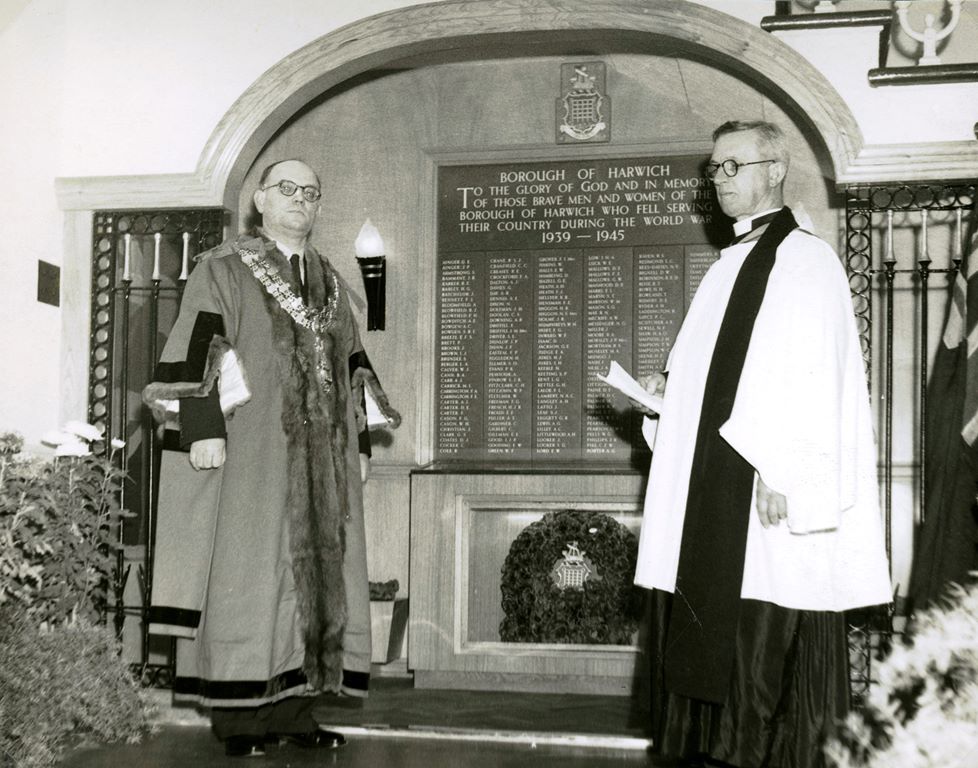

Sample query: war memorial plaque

[434,155,725,463]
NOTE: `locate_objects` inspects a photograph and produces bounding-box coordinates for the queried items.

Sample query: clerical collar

[733,208,782,239]
[274,241,306,283]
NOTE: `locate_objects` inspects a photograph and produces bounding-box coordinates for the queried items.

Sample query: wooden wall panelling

[363,464,412,665]
[363,464,412,594]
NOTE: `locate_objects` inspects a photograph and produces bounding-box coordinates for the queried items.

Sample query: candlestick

[152,232,162,280]
[180,232,190,281]
[122,233,132,282]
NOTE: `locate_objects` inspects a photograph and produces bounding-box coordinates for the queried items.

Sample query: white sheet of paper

[597,360,664,414]
[641,416,658,450]
[364,387,391,427]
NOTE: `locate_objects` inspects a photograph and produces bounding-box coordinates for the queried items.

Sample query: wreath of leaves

[499,508,641,644]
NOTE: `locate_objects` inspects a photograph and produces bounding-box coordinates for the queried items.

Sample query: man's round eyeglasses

[705,159,776,180]
[260,179,322,202]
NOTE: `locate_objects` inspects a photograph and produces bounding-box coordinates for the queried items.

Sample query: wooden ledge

[868,64,978,87]
[760,10,892,32]
[412,461,646,476]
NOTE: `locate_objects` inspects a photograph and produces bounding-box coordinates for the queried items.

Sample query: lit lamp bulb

[355,218,387,330]
[355,219,385,259]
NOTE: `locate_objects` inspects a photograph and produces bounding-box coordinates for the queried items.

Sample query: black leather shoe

[224,735,266,757]
[278,730,347,749]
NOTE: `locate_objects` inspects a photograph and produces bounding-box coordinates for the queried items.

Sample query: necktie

[290,253,308,304]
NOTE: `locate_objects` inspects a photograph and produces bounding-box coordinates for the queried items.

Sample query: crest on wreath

[556,62,610,144]
[550,541,598,591]
[500,509,641,644]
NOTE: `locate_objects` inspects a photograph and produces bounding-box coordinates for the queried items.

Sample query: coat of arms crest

[556,62,610,144]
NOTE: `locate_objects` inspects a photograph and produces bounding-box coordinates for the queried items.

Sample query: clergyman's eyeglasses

[260,179,322,202]
[705,159,776,180]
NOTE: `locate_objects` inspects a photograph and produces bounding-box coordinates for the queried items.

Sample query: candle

[152,232,162,280]
[884,210,895,264]
[180,232,190,281]
[122,233,132,281]
[919,209,930,264]
[954,208,964,266]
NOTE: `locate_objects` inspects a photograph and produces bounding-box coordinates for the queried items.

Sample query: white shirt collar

[732,208,781,238]
[274,241,305,282]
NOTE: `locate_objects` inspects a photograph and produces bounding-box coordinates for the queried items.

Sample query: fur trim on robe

[141,334,251,427]
[351,366,402,432]
[264,276,348,691]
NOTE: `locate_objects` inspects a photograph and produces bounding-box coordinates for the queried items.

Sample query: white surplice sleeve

[719,231,864,534]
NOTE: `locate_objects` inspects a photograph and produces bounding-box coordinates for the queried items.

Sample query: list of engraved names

[435,155,724,462]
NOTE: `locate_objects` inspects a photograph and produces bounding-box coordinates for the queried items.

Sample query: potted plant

[0,425,155,767]
[825,578,978,767]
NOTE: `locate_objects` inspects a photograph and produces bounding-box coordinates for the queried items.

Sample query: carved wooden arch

[202,0,861,209]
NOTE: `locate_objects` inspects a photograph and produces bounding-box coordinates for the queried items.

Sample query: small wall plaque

[556,61,610,144]
[37,260,60,307]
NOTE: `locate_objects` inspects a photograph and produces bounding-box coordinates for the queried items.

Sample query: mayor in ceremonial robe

[634,122,891,768]
[142,159,399,757]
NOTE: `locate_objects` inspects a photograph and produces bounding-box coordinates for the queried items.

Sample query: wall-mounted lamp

[355,218,386,331]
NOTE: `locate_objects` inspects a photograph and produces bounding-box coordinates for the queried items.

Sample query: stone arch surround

[57,0,978,213]
[210,0,858,210]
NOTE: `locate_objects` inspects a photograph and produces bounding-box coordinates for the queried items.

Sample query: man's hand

[756,475,787,528]
[638,372,667,397]
[189,438,226,470]
[630,372,666,415]
[360,454,370,484]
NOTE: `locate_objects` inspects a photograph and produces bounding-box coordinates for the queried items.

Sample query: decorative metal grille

[843,181,975,704]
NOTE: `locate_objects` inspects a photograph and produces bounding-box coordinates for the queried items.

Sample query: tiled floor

[60,676,666,767]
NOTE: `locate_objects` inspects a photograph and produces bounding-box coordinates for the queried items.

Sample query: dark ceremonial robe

[144,230,390,707]
[634,208,891,767]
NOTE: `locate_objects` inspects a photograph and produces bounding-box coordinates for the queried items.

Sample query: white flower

[110,438,126,450]
[40,429,75,447]
[63,420,103,442]
[55,439,91,457]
